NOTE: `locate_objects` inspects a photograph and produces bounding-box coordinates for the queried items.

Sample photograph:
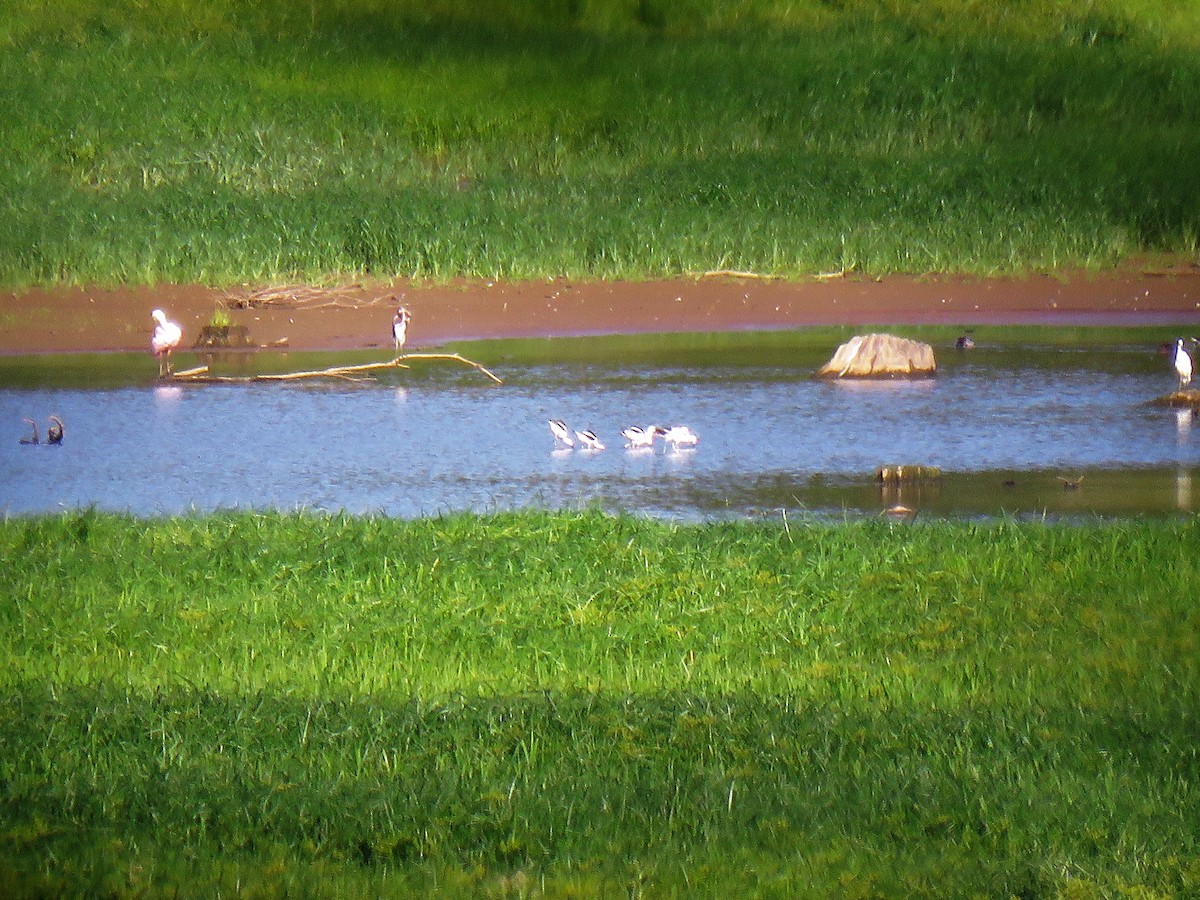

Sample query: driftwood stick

[171,365,211,378]
[399,352,504,384]
[253,360,411,380]
[169,352,503,385]
[700,269,776,280]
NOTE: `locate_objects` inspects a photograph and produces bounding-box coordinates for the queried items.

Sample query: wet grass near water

[1,510,1197,896]
[2,0,1199,286]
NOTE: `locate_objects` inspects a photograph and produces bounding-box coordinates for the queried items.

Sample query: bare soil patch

[3,264,1199,355]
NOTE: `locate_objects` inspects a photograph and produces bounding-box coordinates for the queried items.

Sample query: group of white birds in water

[549,420,699,452]
[21,308,1196,448]
[151,304,1199,391]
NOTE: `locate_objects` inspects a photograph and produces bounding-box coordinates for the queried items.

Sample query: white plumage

[575,429,605,451]
[548,419,574,448]
[661,425,699,449]
[151,308,183,377]
[1174,338,1193,390]
[621,425,664,449]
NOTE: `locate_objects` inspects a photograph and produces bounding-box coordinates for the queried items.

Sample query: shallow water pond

[2,331,1196,520]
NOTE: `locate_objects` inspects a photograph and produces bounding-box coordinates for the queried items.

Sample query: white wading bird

[392,305,411,355]
[549,419,575,448]
[1173,338,1193,390]
[575,429,605,451]
[151,308,183,377]
[621,425,664,449]
[661,425,699,449]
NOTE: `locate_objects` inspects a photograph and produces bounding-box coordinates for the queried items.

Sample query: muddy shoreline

[4,266,1199,355]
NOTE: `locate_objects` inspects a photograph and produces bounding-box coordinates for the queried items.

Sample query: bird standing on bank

[151,309,183,377]
[1173,338,1193,390]
[392,305,411,356]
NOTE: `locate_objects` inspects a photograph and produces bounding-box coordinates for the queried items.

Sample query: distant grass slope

[1,0,1198,286]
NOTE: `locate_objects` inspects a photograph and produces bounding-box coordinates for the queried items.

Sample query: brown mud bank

[3,264,1199,355]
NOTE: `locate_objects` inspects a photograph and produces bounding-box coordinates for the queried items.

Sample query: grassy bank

[1,510,1197,895]
[2,1,1198,287]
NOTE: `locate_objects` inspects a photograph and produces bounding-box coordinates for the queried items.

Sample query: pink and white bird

[392,305,411,355]
[549,419,574,448]
[575,428,605,451]
[150,308,183,377]
[661,425,699,449]
[621,425,664,449]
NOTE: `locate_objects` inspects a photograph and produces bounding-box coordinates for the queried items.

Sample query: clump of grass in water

[0,510,1197,895]
[208,304,232,329]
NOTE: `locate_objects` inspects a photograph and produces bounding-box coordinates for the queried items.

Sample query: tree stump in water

[193,325,254,349]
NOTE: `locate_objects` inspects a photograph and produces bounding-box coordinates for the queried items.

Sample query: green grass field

[2,0,1199,286]
[2,510,1197,896]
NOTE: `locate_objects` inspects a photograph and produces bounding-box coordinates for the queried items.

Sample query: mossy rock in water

[193,325,253,349]
[1148,389,1200,409]
[817,333,936,378]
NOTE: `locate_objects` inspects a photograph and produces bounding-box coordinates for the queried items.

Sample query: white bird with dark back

[575,429,605,451]
[621,425,661,449]
[548,419,574,448]
[151,309,183,377]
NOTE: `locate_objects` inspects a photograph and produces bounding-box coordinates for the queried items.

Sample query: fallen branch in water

[168,352,503,385]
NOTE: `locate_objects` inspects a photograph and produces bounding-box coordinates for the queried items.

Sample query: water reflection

[1177,469,1194,511]
[153,384,184,405]
[2,337,1198,520]
[1176,407,1194,445]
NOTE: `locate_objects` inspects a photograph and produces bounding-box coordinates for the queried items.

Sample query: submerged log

[817,333,937,378]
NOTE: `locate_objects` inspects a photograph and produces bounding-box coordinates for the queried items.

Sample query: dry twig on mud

[223,284,400,311]
[699,269,777,280]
